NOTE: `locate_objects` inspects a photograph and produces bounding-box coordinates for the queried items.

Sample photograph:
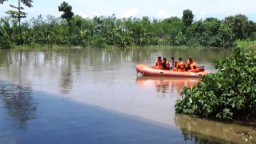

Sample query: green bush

[89,35,107,48]
[0,34,11,49]
[175,46,256,121]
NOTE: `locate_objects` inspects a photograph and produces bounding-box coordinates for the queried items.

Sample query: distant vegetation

[1,1,256,49]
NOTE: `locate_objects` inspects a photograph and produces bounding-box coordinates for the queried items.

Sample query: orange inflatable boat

[136,64,209,78]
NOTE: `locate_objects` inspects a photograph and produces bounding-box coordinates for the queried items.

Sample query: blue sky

[1,0,256,21]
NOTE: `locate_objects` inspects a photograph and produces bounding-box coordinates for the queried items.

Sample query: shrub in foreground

[175,46,256,121]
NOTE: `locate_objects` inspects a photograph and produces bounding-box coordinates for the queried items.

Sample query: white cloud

[1,0,256,21]
[79,12,100,18]
[191,0,256,20]
[194,11,207,20]
[122,8,138,18]
[157,10,170,19]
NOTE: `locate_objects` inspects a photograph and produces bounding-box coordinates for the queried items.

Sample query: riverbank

[5,40,255,51]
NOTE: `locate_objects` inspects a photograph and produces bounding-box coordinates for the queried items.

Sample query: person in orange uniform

[162,57,170,70]
[186,57,200,72]
[154,56,163,69]
[173,58,185,72]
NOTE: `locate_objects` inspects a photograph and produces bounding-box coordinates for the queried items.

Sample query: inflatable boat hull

[136,64,209,78]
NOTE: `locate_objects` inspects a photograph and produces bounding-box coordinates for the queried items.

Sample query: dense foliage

[1,1,256,49]
[2,0,33,45]
[175,46,256,121]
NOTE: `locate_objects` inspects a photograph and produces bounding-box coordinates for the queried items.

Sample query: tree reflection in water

[0,83,37,129]
[175,114,256,144]
[59,52,74,95]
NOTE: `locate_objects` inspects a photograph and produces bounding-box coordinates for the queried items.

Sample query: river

[0,47,254,144]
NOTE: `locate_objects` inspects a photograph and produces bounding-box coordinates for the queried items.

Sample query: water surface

[0,48,254,144]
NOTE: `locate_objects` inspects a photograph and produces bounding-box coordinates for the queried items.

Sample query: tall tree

[58,1,74,45]
[223,14,249,39]
[0,0,7,4]
[1,0,33,44]
[58,1,74,23]
[182,9,194,27]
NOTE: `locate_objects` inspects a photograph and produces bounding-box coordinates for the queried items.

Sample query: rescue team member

[154,56,162,69]
[170,56,177,69]
[162,57,170,70]
[173,58,185,72]
[186,57,200,72]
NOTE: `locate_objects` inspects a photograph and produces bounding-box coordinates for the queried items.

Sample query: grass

[236,40,256,50]
[6,40,256,51]
[12,44,83,51]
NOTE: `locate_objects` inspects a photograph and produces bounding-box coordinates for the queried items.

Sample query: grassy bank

[236,40,256,50]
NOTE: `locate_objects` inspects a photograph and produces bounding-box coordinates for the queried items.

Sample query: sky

[1,0,256,21]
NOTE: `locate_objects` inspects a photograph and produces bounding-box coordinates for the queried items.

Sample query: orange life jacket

[155,60,163,69]
[188,62,200,72]
[176,61,185,72]
[155,60,162,66]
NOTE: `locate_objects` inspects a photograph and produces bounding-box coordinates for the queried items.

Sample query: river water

[0,47,254,144]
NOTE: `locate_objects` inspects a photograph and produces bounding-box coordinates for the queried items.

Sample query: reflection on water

[136,76,256,143]
[0,84,190,144]
[0,48,251,144]
[59,54,73,95]
[0,82,37,129]
[136,76,199,96]
[175,114,256,144]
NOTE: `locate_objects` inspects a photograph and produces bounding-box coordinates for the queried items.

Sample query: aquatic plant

[175,46,256,120]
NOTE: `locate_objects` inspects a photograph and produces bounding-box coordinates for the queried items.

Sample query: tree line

[1,1,256,49]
